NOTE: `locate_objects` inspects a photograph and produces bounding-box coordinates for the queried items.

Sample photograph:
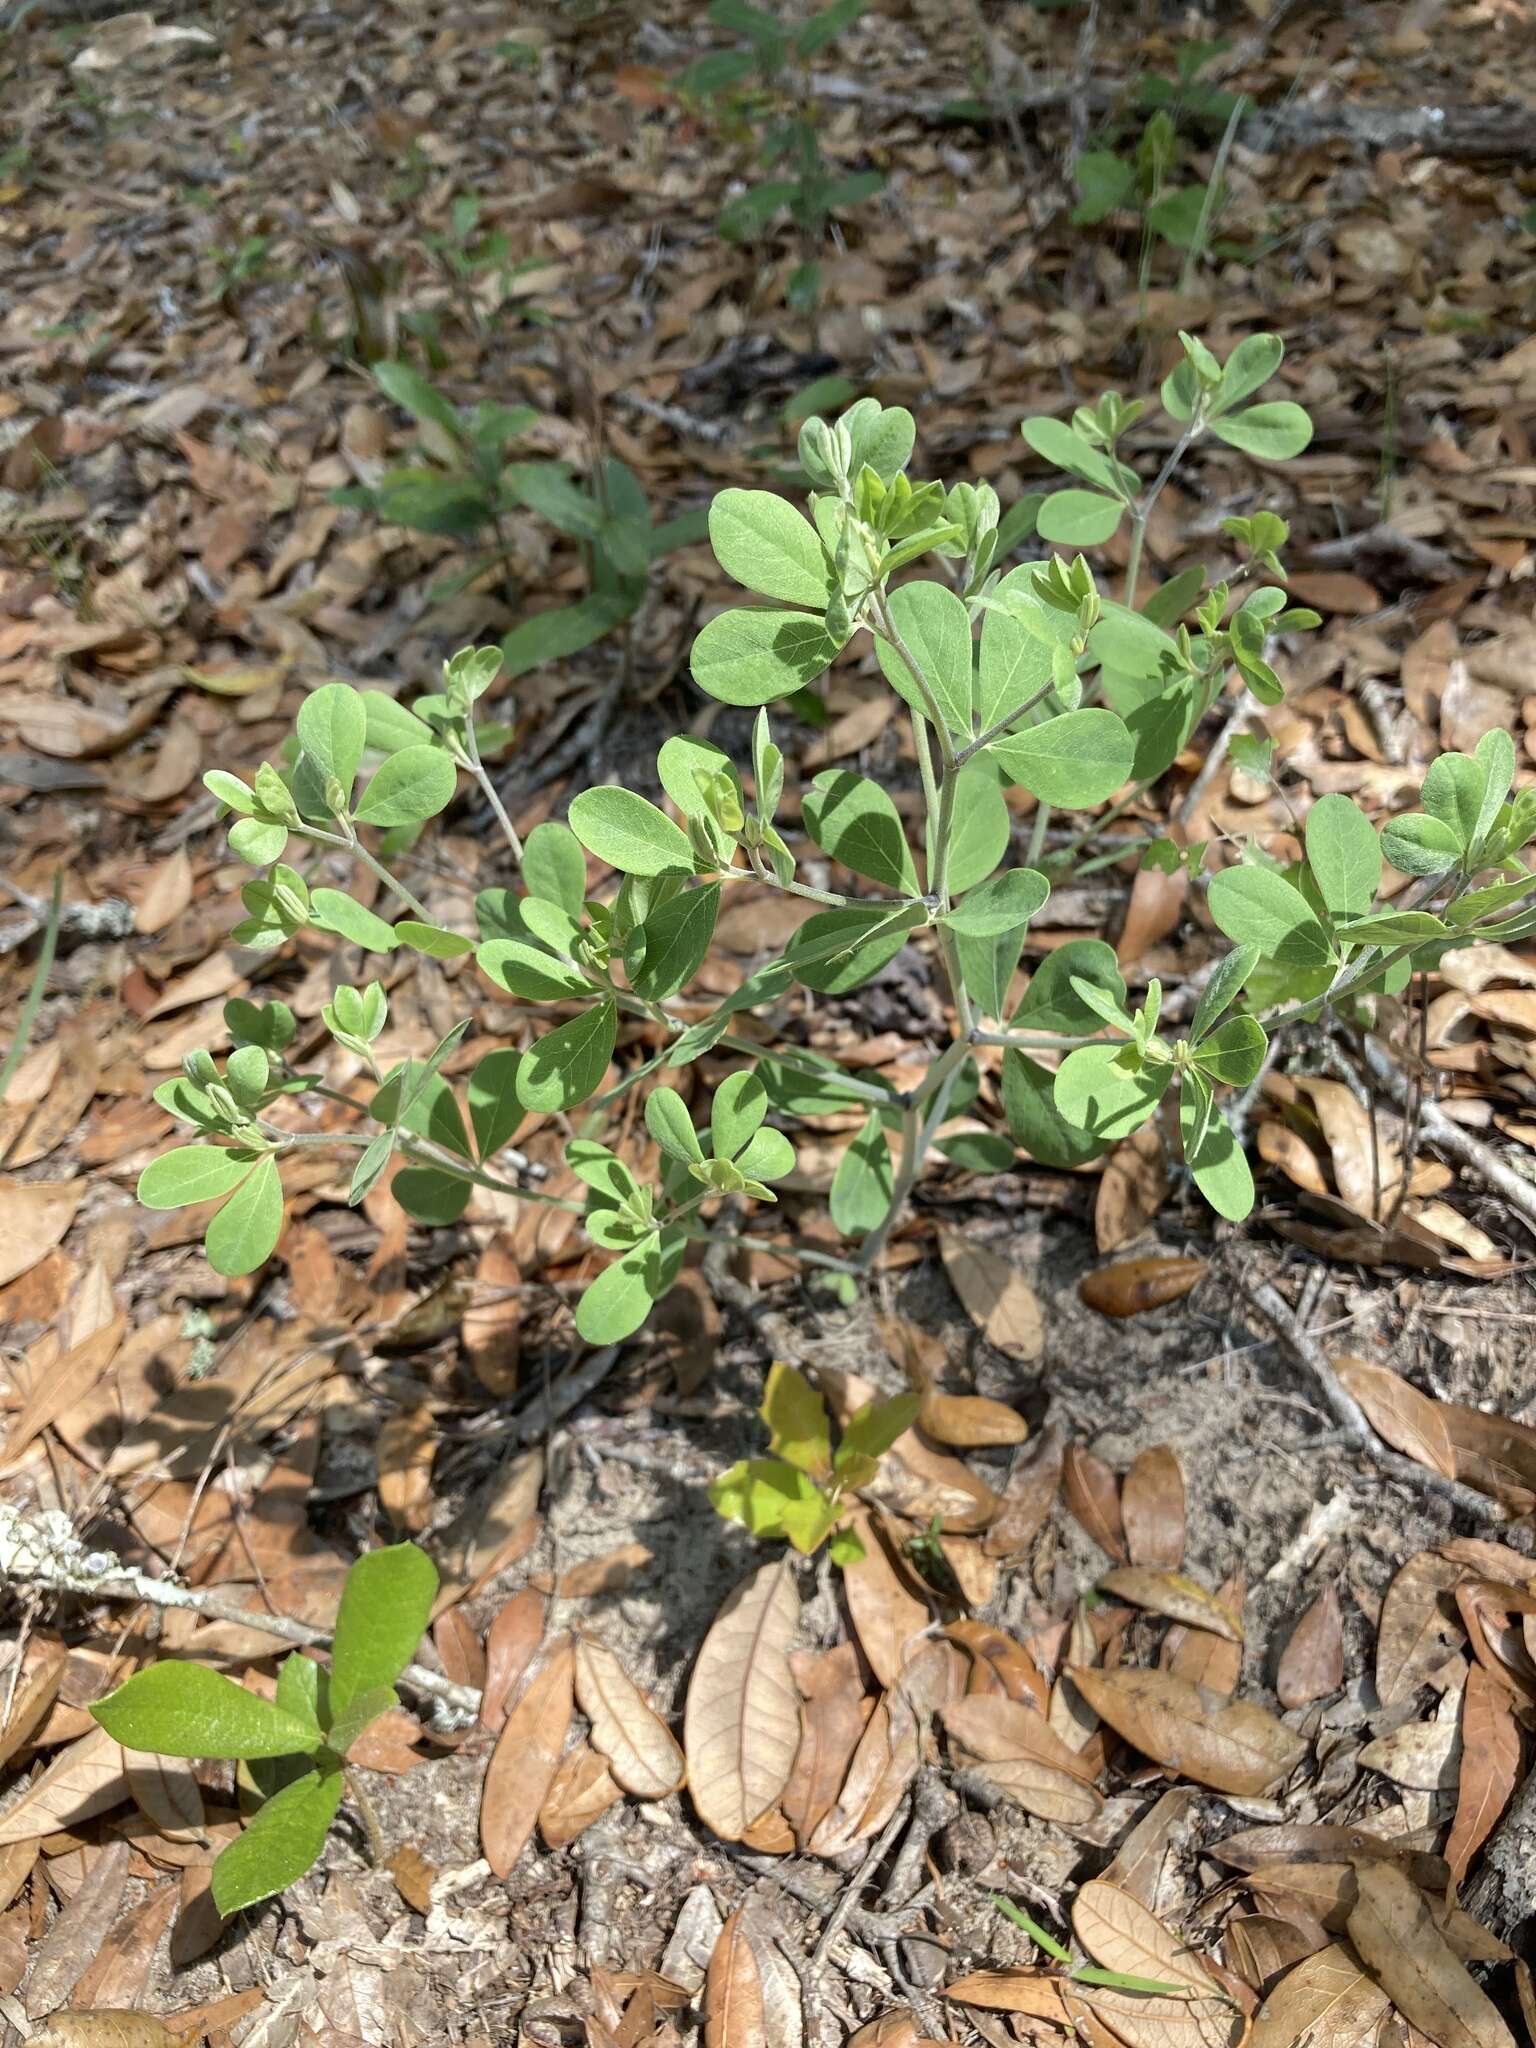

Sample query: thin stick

[809,1793,913,1977]
[1360,1035,1536,1234]
[1241,1278,1504,1523]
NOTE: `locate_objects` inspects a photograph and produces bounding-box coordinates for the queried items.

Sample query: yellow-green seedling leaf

[92,1663,321,1760]
[328,1541,438,1719]
[760,1362,832,1478]
[835,1391,921,1480]
[568,788,693,877]
[275,1654,323,1739]
[211,1765,344,1915]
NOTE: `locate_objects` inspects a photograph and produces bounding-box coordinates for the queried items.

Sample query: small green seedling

[680,0,883,319]
[339,361,707,672]
[991,1894,1188,1997]
[710,1361,918,1559]
[90,1542,437,1915]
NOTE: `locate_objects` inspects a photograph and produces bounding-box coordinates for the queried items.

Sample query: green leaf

[330,1542,438,1717]
[1207,865,1333,970]
[712,1069,768,1160]
[933,1129,1015,1171]
[139,1145,256,1209]
[1019,416,1125,494]
[1218,333,1284,409]
[309,889,398,954]
[1189,943,1259,1041]
[874,579,973,737]
[645,1086,703,1164]
[710,1458,839,1554]
[372,359,462,442]
[228,818,289,866]
[944,758,1012,894]
[735,1126,794,1180]
[1140,567,1208,630]
[1381,811,1462,878]
[1071,148,1136,222]
[1421,752,1486,852]
[709,489,833,608]
[518,1000,616,1112]
[1002,1051,1110,1167]
[691,607,842,706]
[275,1654,322,1738]
[1087,602,1179,682]
[205,1155,283,1278]
[1014,938,1125,1035]
[392,1166,472,1224]
[1054,1045,1171,1142]
[945,867,1050,939]
[362,691,435,755]
[829,1110,893,1236]
[1334,910,1450,946]
[92,1664,319,1760]
[976,567,1079,733]
[761,1362,832,1475]
[1209,402,1313,461]
[501,590,634,678]
[836,1392,921,1473]
[574,1230,681,1343]
[657,735,742,821]
[354,746,457,828]
[784,904,919,994]
[1181,1077,1253,1221]
[1195,1013,1268,1085]
[567,788,693,877]
[522,821,589,915]
[803,771,919,891]
[296,685,366,807]
[468,1049,523,1158]
[956,920,1024,1021]
[393,920,474,959]
[326,1684,399,1762]
[477,938,590,1001]
[1474,727,1516,844]
[842,396,915,484]
[991,708,1134,808]
[1036,490,1124,546]
[211,1766,344,1916]
[628,883,720,1000]
[1305,792,1383,918]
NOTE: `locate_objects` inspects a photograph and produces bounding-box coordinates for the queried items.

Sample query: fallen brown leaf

[1276,1584,1345,1710]
[1068,1665,1306,1797]
[939,1230,1043,1361]
[684,1559,799,1843]
[1249,1942,1390,2047]
[574,1636,685,1800]
[1346,1860,1516,2048]
[480,1634,573,1878]
[1121,1443,1186,1566]
[1063,1443,1127,1560]
[1445,1664,1519,1888]
[1100,1566,1242,1642]
[1377,1551,1466,1706]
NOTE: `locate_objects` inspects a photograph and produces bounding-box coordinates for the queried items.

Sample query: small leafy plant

[90,1543,436,1915]
[711,1361,918,1559]
[141,340,1536,1349]
[342,360,707,674]
[680,0,883,318]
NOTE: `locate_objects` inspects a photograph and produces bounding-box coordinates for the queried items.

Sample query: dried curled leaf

[574,1636,685,1800]
[942,1695,1102,1824]
[480,1634,573,1879]
[32,2019,178,2048]
[1334,1356,1457,1478]
[1445,1664,1519,1887]
[1249,1944,1390,2048]
[1346,1860,1517,2048]
[684,1560,800,1843]
[1067,1666,1306,1797]
[1071,1879,1242,2048]
[1063,1444,1127,1560]
[840,1508,929,1689]
[919,1389,1028,1447]
[939,1230,1043,1361]
[0,1724,127,1844]
[1376,1550,1465,1707]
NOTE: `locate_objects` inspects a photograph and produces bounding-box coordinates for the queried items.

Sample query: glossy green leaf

[330,1542,438,1717]
[274,1654,322,1738]
[991,708,1134,808]
[92,1664,319,1760]
[211,1766,344,1916]
[353,746,457,828]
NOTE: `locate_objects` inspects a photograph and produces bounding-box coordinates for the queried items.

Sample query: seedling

[679,0,883,321]
[710,1361,918,1558]
[339,360,707,673]
[140,342,1536,1347]
[990,1894,1189,1997]
[90,1543,437,1915]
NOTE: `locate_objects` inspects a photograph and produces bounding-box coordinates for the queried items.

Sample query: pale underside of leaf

[573,1636,686,1800]
[684,1560,801,1842]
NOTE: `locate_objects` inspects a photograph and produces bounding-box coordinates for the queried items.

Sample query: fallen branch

[0,1506,481,1724]
[1360,1036,1536,1235]
[1241,1279,1504,1523]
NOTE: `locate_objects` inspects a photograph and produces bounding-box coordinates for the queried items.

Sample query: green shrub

[145,338,1536,1346]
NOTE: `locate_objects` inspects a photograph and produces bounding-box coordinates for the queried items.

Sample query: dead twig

[1360,1035,1536,1235]
[809,1794,913,1977]
[1240,1279,1504,1523]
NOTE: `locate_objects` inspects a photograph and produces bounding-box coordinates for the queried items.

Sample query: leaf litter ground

[3,0,1536,2042]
